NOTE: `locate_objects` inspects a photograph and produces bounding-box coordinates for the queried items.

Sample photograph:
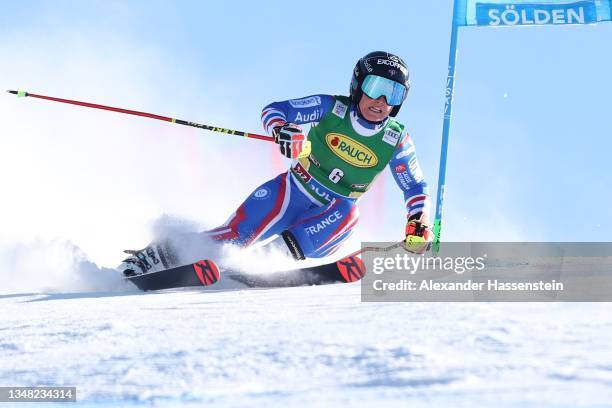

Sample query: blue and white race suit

[205,95,431,258]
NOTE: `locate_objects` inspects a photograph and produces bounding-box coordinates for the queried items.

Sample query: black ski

[126,259,221,291]
[126,255,365,291]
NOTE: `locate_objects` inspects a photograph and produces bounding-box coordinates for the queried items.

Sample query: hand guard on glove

[404,212,433,254]
[273,123,305,159]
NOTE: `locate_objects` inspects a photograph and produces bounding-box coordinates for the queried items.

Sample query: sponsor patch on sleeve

[332,100,347,118]
[288,96,322,108]
[395,145,415,160]
[409,156,424,183]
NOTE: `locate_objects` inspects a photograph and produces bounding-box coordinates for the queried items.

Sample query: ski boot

[119,240,178,277]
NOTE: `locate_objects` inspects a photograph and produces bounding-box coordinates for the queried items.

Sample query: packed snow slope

[2,282,612,407]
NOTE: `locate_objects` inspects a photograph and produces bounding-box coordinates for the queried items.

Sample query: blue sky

[1,1,610,265]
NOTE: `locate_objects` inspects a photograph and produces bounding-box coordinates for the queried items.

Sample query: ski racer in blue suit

[120,51,432,276]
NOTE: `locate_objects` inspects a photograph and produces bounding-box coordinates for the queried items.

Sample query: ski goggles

[361,75,407,106]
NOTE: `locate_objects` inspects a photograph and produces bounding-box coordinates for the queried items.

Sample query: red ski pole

[7,89,275,142]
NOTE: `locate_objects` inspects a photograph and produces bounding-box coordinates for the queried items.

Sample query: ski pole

[349,238,434,259]
[7,90,311,156]
[348,241,404,258]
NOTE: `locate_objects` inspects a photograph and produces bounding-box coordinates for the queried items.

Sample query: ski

[125,255,366,291]
[227,254,366,288]
[126,259,221,291]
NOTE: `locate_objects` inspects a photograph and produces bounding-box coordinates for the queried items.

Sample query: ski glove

[273,123,306,159]
[404,213,433,254]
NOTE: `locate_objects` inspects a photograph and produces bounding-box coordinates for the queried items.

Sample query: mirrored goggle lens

[361,75,406,106]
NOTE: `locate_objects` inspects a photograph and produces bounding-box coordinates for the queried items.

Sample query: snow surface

[1,233,611,407]
[2,279,612,407]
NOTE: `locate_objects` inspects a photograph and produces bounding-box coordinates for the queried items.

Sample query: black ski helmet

[350,51,410,117]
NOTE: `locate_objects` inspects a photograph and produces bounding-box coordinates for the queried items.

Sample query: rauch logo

[325,133,378,168]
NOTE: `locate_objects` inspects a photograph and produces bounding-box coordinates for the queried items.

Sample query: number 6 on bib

[329,168,344,183]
